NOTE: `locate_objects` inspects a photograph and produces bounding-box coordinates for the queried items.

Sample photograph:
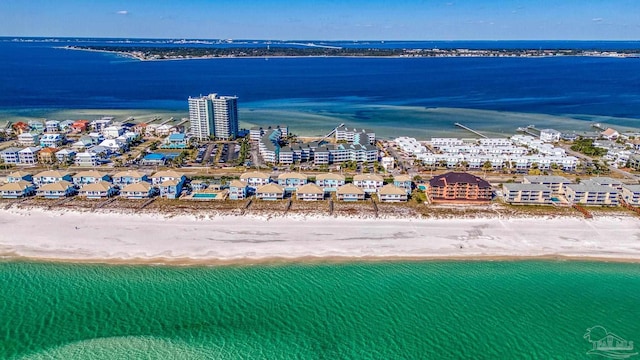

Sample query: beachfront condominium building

[188,93,239,141]
[428,172,492,202]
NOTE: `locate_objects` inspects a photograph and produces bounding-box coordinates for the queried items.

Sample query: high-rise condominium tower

[188,93,238,141]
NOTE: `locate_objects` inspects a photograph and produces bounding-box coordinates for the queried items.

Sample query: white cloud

[592,18,603,22]
[116,10,129,15]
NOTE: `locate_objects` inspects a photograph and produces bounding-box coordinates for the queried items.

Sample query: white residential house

[55,149,76,164]
[39,133,65,148]
[45,120,60,132]
[59,120,75,132]
[72,137,94,151]
[255,183,285,200]
[6,171,33,183]
[74,152,100,167]
[377,184,408,202]
[381,156,395,171]
[353,174,384,194]
[17,133,40,146]
[17,147,41,165]
[98,139,126,153]
[601,128,619,141]
[90,117,113,132]
[155,124,176,136]
[37,180,76,199]
[336,183,366,201]
[120,182,156,199]
[0,180,36,198]
[239,171,271,189]
[103,125,124,139]
[73,170,111,186]
[315,173,346,193]
[78,181,119,199]
[0,147,21,165]
[33,170,73,186]
[89,132,105,144]
[539,129,561,143]
[295,183,325,201]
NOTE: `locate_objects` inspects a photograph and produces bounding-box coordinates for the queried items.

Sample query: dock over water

[454,123,488,138]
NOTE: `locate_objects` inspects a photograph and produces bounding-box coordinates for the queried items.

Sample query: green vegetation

[570,139,608,157]
[69,45,630,60]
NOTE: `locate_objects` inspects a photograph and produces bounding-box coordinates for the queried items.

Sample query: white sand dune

[2,207,640,264]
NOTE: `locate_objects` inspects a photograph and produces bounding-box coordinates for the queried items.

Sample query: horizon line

[1,36,639,42]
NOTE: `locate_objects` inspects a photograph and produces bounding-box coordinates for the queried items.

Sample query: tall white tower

[188,93,238,141]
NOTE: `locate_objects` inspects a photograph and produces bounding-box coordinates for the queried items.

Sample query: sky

[0,0,639,40]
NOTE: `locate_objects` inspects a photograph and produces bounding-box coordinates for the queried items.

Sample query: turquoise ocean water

[1,260,639,359]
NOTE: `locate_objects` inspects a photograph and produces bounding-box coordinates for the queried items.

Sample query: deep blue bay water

[1,39,639,137]
[2,39,640,359]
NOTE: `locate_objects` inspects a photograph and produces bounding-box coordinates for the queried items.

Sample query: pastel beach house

[78,181,119,199]
[72,170,111,186]
[295,183,325,201]
[161,133,188,149]
[315,173,345,193]
[33,170,73,187]
[151,170,186,199]
[255,183,285,200]
[112,170,150,187]
[336,183,366,201]
[36,180,76,199]
[17,133,40,147]
[277,172,308,192]
[392,174,413,194]
[6,171,33,183]
[120,182,156,199]
[39,133,65,148]
[377,183,408,202]
[240,171,271,190]
[353,174,384,194]
[228,180,248,200]
[0,181,36,199]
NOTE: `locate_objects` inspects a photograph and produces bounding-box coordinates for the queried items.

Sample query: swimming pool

[193,193,217,199]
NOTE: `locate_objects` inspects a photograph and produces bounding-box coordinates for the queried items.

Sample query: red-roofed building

[601,128,619,141]
[428,172,492,202]
[12,122,30,134]
[71,120,90,132]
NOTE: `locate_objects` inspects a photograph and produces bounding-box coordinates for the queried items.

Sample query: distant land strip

[63,45,640,60]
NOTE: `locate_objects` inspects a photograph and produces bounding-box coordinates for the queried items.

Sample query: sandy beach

[1,206,640,264]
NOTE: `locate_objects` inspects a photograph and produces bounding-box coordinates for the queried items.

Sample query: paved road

[559,143,638,181]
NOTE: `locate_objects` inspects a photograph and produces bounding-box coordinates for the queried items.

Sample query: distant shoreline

[60,45,639,62]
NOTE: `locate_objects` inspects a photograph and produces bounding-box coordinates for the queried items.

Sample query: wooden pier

[454,123,487,138]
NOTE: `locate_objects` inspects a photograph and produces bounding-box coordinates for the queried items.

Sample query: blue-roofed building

[141,153,167,166]
[161,133,188,149]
